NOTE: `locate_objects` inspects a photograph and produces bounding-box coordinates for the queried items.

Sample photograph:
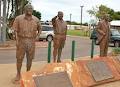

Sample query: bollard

[71,40,75,61]
[48,41,51,63]
[91,39,95,58]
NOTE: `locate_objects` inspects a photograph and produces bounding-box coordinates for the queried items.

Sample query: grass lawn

[67,29,90,37]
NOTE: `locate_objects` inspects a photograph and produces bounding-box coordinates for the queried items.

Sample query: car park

[90,29,120,47]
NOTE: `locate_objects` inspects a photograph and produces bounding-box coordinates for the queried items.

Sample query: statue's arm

[52,16,57,28]
[96,22,105,35]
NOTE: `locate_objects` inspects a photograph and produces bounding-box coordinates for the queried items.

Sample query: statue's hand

[103,32,106,36]
[36,33,40,41]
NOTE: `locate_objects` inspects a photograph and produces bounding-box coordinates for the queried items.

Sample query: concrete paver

[0,61,47,87]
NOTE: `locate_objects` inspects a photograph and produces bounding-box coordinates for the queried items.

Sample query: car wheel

[114,41,119,47]
[47,35,53,42]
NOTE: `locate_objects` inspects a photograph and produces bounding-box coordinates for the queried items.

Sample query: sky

[32,0,120,23]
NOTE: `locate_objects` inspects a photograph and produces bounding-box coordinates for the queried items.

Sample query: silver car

[39,25,54,41]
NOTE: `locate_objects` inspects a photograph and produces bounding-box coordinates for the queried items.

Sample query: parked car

[90,29,120,47]
[39,25,54,41]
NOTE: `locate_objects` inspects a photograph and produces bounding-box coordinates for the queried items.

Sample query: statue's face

[106,15,110,21]
[104,14,110,22]
[58,12,63,20]
[25,6,33,16]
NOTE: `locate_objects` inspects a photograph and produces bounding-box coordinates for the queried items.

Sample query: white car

[39,25,54,41]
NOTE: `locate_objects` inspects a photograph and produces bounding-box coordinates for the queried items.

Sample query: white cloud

[32,0,120,23]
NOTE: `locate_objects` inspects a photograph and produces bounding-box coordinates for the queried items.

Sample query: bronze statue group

[12,4,110,84]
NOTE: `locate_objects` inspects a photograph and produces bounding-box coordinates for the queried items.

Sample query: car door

[40,26,48,38]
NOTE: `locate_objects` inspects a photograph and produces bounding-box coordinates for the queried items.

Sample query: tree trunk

[7,0,10,18]
[2,0,7,43]
[15,0,19,16]
[0,0,1,43]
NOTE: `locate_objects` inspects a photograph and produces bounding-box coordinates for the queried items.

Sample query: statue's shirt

[13,14,41,38]
[54,19,67,35]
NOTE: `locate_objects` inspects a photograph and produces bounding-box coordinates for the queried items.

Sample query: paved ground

[0,61,47,87]
[0,36,118,87]
[1,59,120,87]
[0,36,100,64]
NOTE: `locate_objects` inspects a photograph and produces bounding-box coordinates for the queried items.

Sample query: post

[48,41,51,63]
[0,0,1,43]
[70,13,72,29]
[71,40,75,61]
[91,39,95,58]
[2,0,7,43]
[80,6,84,26]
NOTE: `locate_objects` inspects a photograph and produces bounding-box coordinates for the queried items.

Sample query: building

[110,20,120,30]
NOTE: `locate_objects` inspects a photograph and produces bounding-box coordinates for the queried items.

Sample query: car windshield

[42,26,53,31]
[111,30,120,36]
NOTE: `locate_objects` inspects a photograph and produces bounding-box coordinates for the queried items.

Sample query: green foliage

[112,12,120,20]
[66,21,80,25]
[112,48,120,54]
[67,30,84,36]
[88,5,120,21]
[9,0,30,18]
[32,10,41,20]
[83,23,88,26]
[67,30,89,37]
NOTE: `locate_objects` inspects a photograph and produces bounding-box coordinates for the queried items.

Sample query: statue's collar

[24,14,33,20]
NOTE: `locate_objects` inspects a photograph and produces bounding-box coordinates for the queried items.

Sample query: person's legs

[53,37,59,63]
[53,48,58,63]
[57,47,62,63]
[100,40,105,57]
[57,39,65,63]
[14,43,25,82]
[26,53,33,71]
[16,58,24,81]
[26,41,35,71]
[104,40,109,56]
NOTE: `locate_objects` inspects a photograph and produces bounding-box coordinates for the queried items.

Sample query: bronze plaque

[33,72,73,87]
[87,61,113,82]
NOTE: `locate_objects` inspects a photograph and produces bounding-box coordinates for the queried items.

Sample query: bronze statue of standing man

[12,4,41,83]
[97,14,110,57]
[52,11,67,63]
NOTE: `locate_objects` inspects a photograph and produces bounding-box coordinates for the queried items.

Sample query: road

[0,36,100,64]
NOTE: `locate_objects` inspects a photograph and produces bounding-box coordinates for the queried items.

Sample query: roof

[110,20,120,26]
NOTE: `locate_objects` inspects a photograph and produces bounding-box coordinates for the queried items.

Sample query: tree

[66,21,80,25]
[88,5,113,19]
[7,0,10,18]
[0,0,1,42]
[10,0,30,18]
[87,7,98,18]
[33,10,41,20]
[1,0,7,43]
[88,5,120,21]
[112,12,120,20]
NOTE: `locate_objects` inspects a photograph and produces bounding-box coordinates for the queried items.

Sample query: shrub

[112,48,120,55]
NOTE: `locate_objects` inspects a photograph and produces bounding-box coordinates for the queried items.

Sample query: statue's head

[57,11,64,20]
[24,4,34,16]
[102,14,110,22]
